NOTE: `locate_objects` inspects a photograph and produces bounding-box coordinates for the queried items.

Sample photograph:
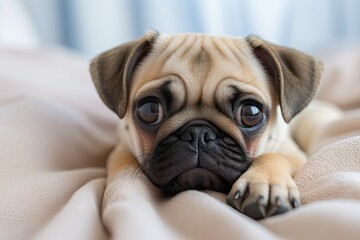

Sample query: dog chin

[161,168,231,195]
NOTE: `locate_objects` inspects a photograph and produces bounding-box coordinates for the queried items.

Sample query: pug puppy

[90,30,322,219]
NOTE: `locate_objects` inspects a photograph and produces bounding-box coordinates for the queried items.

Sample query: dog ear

[90,30,159,118]
[246,35,323,123]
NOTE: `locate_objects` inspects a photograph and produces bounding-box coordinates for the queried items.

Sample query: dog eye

[235,103,263,127]
[137,101,165,125]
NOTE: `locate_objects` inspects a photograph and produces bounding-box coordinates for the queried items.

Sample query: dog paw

[226,178,300,220]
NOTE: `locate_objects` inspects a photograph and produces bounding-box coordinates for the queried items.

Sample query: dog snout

[180,125,217,145]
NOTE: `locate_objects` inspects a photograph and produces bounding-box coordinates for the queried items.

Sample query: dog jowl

[90,31,322,219]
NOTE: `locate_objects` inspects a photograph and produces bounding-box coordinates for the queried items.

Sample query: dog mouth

[143,120,250,195]
[161,168,231,195]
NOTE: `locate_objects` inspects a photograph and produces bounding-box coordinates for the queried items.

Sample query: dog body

[90,31,322,219]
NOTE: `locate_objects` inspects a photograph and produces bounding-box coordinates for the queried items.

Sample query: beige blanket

[0,47,359,240]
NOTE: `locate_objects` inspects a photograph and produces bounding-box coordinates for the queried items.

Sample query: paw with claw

[226,153,301,220]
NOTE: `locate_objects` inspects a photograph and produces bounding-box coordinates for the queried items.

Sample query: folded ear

[246,35,323,122]
[90,30,159,118]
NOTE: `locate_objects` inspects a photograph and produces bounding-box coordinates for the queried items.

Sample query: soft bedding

[0,47,360,240]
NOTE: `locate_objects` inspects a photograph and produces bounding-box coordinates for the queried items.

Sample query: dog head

[90,31,322,195]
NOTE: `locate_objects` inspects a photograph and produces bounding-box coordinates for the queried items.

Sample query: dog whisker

[237,76,261,88]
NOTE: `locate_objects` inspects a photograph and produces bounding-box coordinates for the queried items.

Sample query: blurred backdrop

[1,0,360,57]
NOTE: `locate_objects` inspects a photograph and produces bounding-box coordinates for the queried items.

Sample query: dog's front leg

[106,142,140,184]
[226,153,303,220]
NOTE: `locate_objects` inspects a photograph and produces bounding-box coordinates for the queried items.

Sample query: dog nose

[180,125,217,144]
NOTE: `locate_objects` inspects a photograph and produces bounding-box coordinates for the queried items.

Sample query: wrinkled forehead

[131,34,272,106]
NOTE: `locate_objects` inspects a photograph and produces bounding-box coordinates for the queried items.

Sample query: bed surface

[1,47,360,240]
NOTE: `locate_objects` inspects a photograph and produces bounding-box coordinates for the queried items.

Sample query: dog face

[90,31,322,195]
